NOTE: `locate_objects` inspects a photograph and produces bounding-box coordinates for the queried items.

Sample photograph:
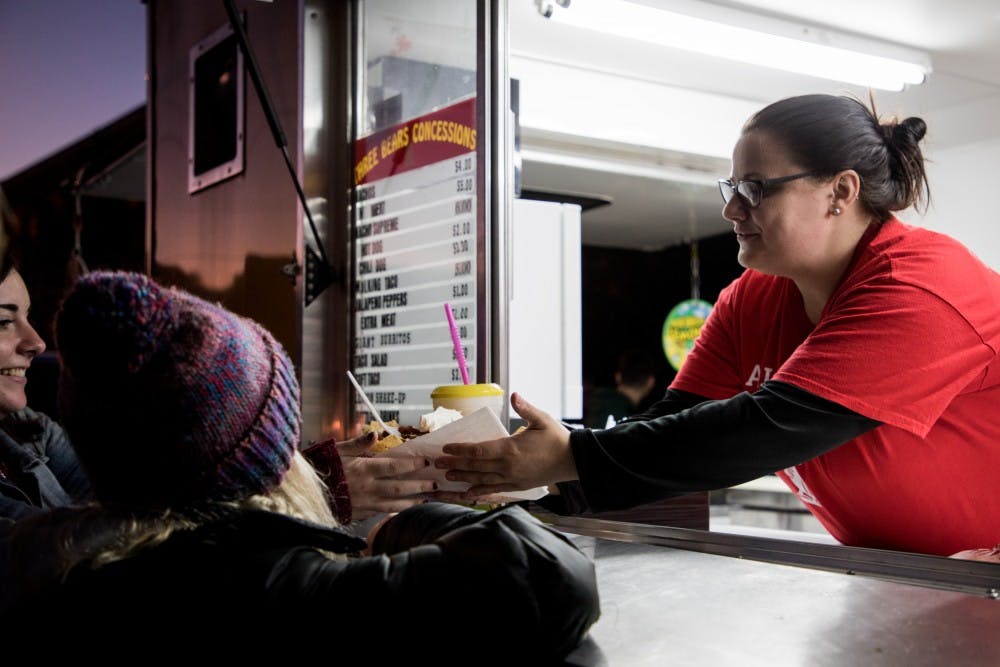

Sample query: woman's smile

[734,228,761,242]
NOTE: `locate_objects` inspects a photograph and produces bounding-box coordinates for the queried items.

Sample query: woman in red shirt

[439,93,1000,559]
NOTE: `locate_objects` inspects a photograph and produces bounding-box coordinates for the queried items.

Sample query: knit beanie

[54,271,299,511]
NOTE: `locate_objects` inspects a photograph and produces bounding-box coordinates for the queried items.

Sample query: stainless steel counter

[552,517,1000,666]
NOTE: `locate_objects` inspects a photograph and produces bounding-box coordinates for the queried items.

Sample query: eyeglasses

[717,171,816,208]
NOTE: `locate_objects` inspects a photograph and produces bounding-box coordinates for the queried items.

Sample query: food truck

[135,1,1000,661]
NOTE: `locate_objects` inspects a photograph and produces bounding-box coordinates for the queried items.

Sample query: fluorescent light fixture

[546,0,932,91]
[512,56,761,158]
[521,147,719,186]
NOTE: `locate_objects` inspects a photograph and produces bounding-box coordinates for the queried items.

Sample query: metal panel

[149,0,302,362]
[484,0,510,420]
[300,0,354,443]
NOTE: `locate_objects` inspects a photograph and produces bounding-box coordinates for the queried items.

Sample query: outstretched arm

[438,381,880,510]
[434,392,578,499]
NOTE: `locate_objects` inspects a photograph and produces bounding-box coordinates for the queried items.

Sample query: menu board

[351,97,478,427]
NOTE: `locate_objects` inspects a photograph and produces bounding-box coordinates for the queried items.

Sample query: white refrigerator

[508,198,583,421]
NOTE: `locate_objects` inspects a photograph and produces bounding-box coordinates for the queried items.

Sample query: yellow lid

[431,383,504,398]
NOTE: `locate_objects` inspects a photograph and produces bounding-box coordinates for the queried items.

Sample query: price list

[351,98,478,427]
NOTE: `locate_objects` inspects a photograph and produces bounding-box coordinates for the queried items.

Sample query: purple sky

[0,0,146,180]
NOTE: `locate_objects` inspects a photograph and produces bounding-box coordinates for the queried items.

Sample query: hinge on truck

[281,254,301,286]
[304,244,335,306]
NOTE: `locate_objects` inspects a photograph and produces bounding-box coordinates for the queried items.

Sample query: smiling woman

[0,267,45,415]
[0,263,91,520]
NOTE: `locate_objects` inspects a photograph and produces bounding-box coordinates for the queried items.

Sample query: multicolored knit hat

[54,271,299,510]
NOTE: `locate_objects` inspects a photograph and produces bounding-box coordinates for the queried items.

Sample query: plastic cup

[431,383,505,419]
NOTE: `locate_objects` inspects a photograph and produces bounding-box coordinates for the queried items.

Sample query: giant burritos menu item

[376,407,549,502]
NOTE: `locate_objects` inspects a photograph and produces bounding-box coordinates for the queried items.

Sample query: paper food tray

[376,406,549,502]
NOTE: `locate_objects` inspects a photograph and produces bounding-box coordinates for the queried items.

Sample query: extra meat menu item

[377,407,549,502]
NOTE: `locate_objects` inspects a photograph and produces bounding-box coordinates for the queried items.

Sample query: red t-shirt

[672,219,1000,555]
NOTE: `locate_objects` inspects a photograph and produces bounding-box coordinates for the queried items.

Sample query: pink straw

[444,302,470,384]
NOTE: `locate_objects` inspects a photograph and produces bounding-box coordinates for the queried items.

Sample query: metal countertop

[553,520,1000,666]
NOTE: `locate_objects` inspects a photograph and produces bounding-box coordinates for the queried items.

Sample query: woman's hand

[339,433,438,518]
[949,545,1000,562]
[434,392,578,500]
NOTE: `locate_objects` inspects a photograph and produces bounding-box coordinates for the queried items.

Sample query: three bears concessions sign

[351,96,479,428]
[662,299,713,371]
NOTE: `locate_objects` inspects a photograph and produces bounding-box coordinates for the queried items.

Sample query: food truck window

[188,22,245,193]
[349,0,488,429]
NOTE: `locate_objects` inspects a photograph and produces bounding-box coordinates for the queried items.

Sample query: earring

[831,206,842,216]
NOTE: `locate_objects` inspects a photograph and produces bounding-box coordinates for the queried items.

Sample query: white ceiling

[510,0,1000,250]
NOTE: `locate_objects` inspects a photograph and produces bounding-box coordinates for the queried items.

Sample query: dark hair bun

[886,116,927,145]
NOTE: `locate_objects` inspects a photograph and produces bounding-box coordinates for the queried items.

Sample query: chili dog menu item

[352,97,479,429]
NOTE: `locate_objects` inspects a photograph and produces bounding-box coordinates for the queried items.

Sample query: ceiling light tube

[512,56,761,157]
[547,0,932,91]
[521,147,719,186]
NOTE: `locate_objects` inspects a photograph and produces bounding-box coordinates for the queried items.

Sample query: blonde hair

[78,451,341,571]
[244,450,338,526]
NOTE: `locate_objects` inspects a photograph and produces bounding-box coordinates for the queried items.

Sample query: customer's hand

[339,433,437,518]
[434,392,578,500]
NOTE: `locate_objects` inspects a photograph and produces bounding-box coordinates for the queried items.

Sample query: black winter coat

[0,502,600,664]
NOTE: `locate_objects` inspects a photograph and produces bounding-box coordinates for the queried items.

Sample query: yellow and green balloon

[662,299,713,371]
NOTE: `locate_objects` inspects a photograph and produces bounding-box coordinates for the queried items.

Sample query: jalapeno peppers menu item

[352,97,478,427]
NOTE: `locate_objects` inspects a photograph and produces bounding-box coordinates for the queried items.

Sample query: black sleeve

[537,387,708,514]
[617,387,712,422]
[269,502,600,663]
[546,380,880,514]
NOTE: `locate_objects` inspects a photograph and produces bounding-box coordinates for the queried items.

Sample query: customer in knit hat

[0,271,599,661]
[53,270,438,521]
[55,270,298,510]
